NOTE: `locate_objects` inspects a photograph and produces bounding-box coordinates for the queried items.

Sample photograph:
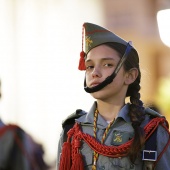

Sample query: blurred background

[0,0,170,168]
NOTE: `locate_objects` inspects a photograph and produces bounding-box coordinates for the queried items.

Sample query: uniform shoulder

[62,109,87,128]
[145,107,164,118]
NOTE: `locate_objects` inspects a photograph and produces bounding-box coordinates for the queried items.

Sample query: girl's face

[85,44,130,102]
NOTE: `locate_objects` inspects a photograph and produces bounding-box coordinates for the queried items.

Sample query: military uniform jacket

[57,102,170,170]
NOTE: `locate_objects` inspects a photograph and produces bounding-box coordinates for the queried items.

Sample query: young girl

[57,22,170,170]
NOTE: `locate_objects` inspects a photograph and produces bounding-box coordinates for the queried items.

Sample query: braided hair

[105,42,145,163]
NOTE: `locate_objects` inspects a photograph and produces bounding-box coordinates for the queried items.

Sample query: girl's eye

[104,63,113,67]
[86,65,94,70]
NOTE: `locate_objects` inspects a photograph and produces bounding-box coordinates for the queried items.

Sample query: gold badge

[86,36,93,48]
[113,132,122,143]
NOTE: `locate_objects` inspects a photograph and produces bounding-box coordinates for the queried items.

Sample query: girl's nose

[92,67,101,78]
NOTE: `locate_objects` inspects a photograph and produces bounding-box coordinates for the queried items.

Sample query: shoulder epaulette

[62,109,86,128]
[62,109,86,143]
[145,107,164,118]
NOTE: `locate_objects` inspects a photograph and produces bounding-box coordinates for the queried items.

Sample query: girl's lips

[90,82,100,87]
[91,84,99,87]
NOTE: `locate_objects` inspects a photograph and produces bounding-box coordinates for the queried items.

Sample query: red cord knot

[67,127,75,140]
[74,139,81,148]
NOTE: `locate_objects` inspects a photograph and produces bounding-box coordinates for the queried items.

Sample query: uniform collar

[117,103,131,123]
[76,102,97,125]
[77,102,131,126]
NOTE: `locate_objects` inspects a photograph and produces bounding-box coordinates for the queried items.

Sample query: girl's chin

[90,91,105,98]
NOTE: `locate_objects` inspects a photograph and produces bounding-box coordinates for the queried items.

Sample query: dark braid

[127,73,145,162]
[106,42,145,163]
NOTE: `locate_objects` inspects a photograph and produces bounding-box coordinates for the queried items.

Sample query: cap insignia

[86,36,93,48]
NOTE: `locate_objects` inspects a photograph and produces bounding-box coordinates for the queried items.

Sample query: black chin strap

[84,42,133,93]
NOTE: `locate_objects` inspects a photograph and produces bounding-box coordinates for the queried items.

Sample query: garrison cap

[78,22,130,70]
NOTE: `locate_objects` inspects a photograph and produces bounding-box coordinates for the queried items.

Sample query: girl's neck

[96,100,125,122]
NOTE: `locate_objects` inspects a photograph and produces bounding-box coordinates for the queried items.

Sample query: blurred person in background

[0,80,50,170]
[57,23,170,170]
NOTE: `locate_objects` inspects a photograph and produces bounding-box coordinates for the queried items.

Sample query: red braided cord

[144,117,167,140]
[67,126,75,141]
[70,123,82,163]
[70,117,167,158]
[81,132,131,157]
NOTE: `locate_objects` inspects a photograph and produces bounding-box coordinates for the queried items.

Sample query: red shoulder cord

[59,117,170,170]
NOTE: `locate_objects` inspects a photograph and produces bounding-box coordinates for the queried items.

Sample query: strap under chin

[84,42,133,93]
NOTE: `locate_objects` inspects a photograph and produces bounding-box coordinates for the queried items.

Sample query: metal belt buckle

[142,150,157,161]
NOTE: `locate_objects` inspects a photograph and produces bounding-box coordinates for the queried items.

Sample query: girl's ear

[124,68,138,85]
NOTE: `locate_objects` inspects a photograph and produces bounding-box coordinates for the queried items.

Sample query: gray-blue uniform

[57,102,170,170]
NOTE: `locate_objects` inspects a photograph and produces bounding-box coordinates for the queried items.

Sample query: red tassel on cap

[78,51,86,70]
[78,23,86,71]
